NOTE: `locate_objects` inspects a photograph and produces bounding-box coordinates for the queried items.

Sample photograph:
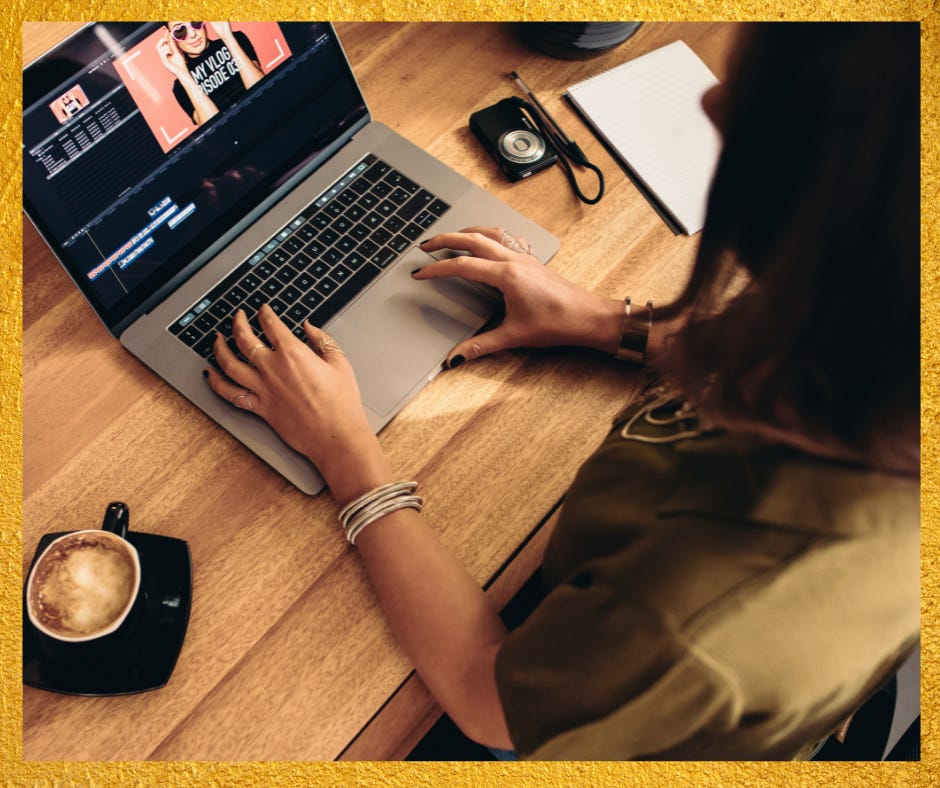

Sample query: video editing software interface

[23,22,368,330]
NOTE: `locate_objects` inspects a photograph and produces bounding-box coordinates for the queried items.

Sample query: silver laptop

[23,22,559,494]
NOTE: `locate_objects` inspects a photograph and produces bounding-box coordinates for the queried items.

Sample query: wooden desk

[22,21,739,760]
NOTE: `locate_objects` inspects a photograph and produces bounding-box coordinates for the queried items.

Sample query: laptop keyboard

[168,154,450,362]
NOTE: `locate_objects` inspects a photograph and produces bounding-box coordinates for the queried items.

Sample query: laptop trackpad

[327,250,496,417]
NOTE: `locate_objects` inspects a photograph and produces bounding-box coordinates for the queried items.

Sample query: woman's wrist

[314,433,396,508]
[578,295,629,354]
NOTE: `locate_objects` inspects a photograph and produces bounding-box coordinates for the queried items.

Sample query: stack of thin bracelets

[339,480,423,545]
[340,297,650,544]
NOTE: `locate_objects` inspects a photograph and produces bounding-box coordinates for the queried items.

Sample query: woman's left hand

[204,305,393,504]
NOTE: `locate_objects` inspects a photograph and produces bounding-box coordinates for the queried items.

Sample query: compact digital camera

[469,98,559,182]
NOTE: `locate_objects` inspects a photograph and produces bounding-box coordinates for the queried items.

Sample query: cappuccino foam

[29,534,137,638]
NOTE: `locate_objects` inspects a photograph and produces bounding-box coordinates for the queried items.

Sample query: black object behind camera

[470,98,559,182]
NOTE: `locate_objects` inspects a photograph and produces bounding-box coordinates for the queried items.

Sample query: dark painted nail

[202,369,209,378]
[411,267,422,275]
[449,354,465,369]
[419,238,430,245]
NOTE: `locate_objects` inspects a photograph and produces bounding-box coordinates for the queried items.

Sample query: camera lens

[499,130,546,163]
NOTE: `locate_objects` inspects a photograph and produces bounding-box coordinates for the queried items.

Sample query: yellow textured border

[3,2,936,786]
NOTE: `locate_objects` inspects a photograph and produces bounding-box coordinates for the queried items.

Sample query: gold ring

[232,392,254,412]
[498,229,534,256]
[246,343,268,365]
[313,335,343,355]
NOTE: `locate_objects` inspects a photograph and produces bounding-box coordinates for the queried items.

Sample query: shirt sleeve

[494,575,737,759]
[233,30,258,66]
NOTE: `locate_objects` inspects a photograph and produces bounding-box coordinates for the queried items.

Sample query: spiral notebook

[565,40,722,235]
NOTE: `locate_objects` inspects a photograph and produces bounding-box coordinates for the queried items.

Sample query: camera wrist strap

[510,96,605,205]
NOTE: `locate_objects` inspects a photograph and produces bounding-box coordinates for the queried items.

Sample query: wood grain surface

[22,21,739,760]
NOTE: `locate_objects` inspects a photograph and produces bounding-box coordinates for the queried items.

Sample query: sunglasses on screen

[170,22,204,41]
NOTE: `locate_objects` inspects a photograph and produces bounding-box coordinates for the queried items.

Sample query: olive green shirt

[495,399,919,759]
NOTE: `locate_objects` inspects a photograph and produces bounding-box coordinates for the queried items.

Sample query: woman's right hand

[414,227,625,367]
[156,33,187,77]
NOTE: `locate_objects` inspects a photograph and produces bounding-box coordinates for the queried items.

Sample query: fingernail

[449,354,465,369]
[410,267,422,275]
[419,238,430,245]
[202,369,209,378]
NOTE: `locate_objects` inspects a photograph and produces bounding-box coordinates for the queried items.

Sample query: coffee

[27,530,140,641]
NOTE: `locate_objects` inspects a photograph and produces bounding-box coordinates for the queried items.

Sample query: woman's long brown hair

[663,23,919,462]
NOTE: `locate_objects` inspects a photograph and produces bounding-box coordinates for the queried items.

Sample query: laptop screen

[23,22,368,333]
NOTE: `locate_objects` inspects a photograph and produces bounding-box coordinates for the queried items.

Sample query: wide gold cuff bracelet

[614,297,653,363]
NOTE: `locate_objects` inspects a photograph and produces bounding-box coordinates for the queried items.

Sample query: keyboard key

[195,313,216,333]
[337,188,359,206]
[256,260,277,279]
[247,291,267,310]
[385,171,419,193]
[297,222,318,242]
[371,247,397,268]
[307,263,383,327]
[336,235,357,254]
[287,304,309,323]
[225,286,248,306]
[192,298,212,314]
[282,284,303,303]
[347,203,366,221]
[385,214,405,233]
[358,240,379,258]
[351,177,371,195]
[376,200,398,218]
[179,326,202,346]
[401,222,423,241]
[371,181,392,198]
[363,211,383,229]
[322,248,344,265]
[331,263,352,283]
[268,299,288,315]
[275,265,299,284]
[363,160,391,182]
[301,290,324,309]
[304,240,326,258]
[311,261,330,279]
[388,234,411,253]
[194,333,216,358]
[344,251,367,270]
[315,278,338,297]
[371,227,392,246]
[350,222,370,241]
[261,279,285,297]
[414,210,437,228]
[239,272,262,292]
[429,198,450,216]
[397,190,434,220]
[360,192,379,210]
[209,301,231,319]
[283,236,305,255]
[269,248,291,266]
[388,187,411,205]
[295,272,316,291]
[324,201,344,218]
[319,228,340,246]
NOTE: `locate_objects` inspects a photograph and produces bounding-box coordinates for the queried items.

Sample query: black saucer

[23,531,192,696]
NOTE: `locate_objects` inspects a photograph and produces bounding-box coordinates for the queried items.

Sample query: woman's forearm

[354,507,514,749]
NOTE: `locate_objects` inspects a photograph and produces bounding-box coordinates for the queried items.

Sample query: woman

[204,23,919,759]
[157,21,264,125]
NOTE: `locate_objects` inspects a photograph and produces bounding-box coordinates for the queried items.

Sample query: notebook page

[566,40,722,234]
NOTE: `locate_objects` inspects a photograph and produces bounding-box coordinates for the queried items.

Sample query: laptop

[22,22,559,495]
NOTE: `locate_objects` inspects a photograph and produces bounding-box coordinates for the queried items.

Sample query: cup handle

[101,502,129,539]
